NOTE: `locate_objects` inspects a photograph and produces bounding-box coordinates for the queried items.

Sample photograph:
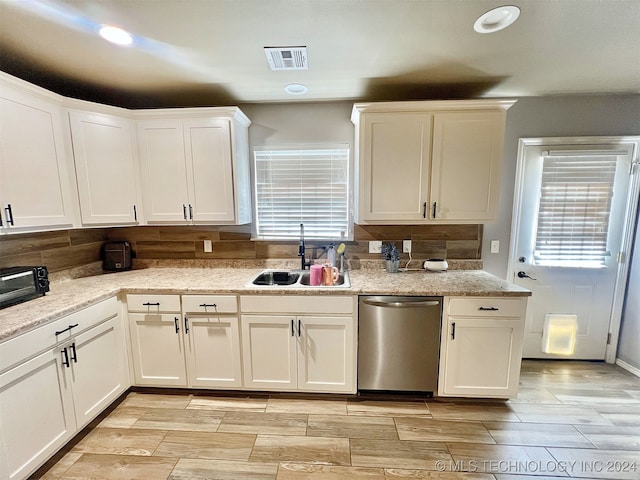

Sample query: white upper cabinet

[136,118,190,223]
[68,110,141,225]
[0,75,77,232]
[352,100,515,224]
[136,109,251,225]
[430,111,505,221]
[358,113,433,222]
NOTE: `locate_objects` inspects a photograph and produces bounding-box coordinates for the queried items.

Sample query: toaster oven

[0,266,49,309]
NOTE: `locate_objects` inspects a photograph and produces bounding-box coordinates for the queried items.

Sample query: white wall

[240,101,354,147]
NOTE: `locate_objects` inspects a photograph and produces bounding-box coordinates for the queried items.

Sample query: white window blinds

[534,154,617,267]
[254,147,350,240]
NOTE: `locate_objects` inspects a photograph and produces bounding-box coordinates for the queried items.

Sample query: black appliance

[0,266,49,309]
[102,241,132,271]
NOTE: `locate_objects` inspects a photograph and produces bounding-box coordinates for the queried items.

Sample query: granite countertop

[0,267,530,342]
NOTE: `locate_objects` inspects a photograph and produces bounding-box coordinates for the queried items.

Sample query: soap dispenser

[327,243,336,266]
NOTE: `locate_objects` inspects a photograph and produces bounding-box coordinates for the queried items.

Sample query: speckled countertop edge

[0,266,530,342]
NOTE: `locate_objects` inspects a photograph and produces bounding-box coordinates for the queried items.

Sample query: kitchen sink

[249,269,350,288]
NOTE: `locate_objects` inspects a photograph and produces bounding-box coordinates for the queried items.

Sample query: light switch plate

[403,239,412,253]
[369,241,382,253]
[204,240,213,253]
[490,240,500,254]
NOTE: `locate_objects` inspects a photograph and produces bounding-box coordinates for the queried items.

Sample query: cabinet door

[0,349,75,480]
[0,88,76,230]
[358,113,432,222]
[241,315,297,390]
[137,119,190,222]
[297,316,355,393]
[440,316,523,398]
[69,111,140,225]
[185,315,242,388]
[183,118,235,222]
[430,111,504,221]
[128,312,187,386]
[66,316,129,428]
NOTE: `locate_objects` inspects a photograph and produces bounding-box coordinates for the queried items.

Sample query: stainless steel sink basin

[251,270,300,286]
[299,272,348,286]
[249,269,350,288]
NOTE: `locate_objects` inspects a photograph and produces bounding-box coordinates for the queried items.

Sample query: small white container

[423,259,448,271]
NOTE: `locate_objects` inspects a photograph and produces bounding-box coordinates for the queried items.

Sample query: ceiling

[1,0,639,108]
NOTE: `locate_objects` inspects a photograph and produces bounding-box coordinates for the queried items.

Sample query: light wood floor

[34,360,640,479]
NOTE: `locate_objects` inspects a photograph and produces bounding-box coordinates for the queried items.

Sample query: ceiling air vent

[264,46,308,70]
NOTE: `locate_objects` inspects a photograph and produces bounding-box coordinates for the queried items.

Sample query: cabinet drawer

[241,295,354,314]
[0,296,119,373]
[126,294,181,313]
[447,297,526,317]
[182,295,237,314]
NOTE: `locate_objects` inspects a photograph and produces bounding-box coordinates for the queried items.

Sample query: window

[253,146,350,240]
[533,153,617,268]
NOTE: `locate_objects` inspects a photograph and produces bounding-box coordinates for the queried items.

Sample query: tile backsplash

[0,224,482,272]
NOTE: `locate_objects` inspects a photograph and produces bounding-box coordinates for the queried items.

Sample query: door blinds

[254,147,349,240]
[534,154,617,267]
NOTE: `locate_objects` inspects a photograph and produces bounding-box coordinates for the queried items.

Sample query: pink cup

[310,264,323,286]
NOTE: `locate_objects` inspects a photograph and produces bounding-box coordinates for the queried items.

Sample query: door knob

[517,271,537,280]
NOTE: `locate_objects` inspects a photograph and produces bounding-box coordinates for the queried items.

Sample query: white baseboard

[616,358,640,378]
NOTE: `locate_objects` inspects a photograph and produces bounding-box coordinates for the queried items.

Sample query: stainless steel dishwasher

[358,296,442,392]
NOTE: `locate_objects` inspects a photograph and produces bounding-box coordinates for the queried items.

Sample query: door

[185,315,242,388]
[129,313,187,386]
[69,111,140,225]
[297,316,355,393]
[67,318,128,427]
[241,315,297,390]
[183,118,236,222]
[0,87,76,230]
[430,111,504,221]
[0,348,75,480]
[359,113,432,222]
[441,316,523,398]
[511,138,638,359]
[137,118,190,222]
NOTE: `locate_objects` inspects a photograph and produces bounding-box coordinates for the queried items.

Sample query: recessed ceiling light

[99,25,133,45]
[474,6,520,33]
[284,83,309,95]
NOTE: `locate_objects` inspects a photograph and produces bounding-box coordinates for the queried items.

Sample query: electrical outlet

[368,241,382,254]
[490,240,500,254]
[204,240,213,253]
[403,239,412,253]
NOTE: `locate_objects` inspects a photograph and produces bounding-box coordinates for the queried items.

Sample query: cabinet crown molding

[351,99,517,123]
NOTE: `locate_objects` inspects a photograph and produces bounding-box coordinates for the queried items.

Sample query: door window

[534,153,617,268]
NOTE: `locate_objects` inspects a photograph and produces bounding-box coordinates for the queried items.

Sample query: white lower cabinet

[184,295,242,388]
[127,294,242,388]
[0,297,128,480]
[438,297,527,398]
[240,295,356,393]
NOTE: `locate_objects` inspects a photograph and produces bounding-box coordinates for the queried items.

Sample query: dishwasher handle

[361,298,440,308]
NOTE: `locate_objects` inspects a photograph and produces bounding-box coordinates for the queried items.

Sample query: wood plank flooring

[33,361,640,479]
